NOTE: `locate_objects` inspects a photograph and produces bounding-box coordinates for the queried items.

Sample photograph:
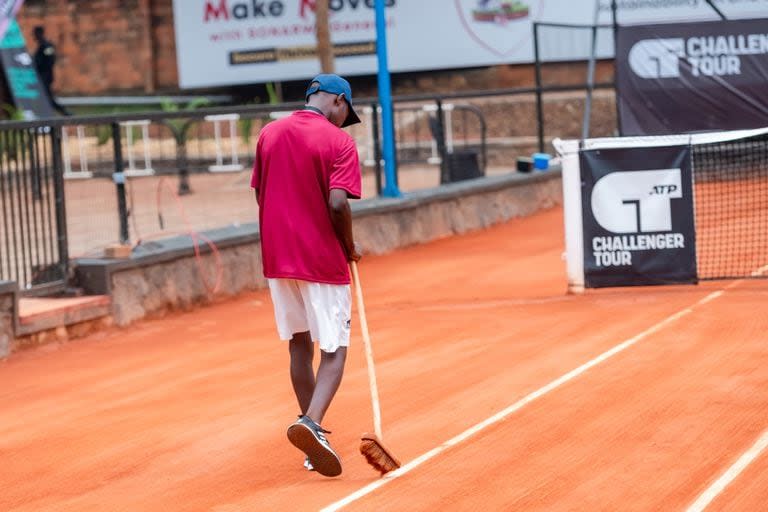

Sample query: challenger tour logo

[590,169,687,268]
[629,33,768,79]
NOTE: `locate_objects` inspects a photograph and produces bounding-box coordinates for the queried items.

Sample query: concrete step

[18,296,112,337]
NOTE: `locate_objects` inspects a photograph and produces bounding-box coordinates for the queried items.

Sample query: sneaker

[303,456,314,471]
[287,415,342,477]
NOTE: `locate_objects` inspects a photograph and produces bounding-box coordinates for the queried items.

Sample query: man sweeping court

[250,74,362,477]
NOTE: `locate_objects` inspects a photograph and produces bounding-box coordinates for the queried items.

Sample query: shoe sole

[287,424,342,477]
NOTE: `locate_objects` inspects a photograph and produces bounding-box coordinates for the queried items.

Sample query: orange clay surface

[708,450,768,512]
[1,206,767,511]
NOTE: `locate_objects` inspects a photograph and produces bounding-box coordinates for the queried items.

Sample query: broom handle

[350,261,384,440]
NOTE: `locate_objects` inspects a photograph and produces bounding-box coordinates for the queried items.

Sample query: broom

[350,261,401,475]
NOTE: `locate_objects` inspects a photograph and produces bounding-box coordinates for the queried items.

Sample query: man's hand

[347,241,362,262]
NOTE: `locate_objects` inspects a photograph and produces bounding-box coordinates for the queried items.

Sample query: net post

[554,138,585,293]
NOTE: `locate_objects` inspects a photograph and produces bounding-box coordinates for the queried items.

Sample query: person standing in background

[33,26,69,116]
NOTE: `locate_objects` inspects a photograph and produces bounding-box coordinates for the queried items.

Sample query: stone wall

[109,242,265,326]
[0,281,18,359]
[75,171,562,327]
[352,172,561,255]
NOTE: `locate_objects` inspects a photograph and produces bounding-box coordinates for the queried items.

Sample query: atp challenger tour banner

[173,0,768,88]
[616,18,768,135]
[580,145,696,288]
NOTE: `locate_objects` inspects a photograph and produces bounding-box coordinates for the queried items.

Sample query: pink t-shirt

[250,110,362,285]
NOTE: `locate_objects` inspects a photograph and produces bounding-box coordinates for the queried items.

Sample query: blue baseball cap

[305,73,361,127]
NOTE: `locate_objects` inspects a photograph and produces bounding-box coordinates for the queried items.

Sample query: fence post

[111,122,130,245]
[371,104,383,196]
[375,0,401,198]
[435,99,449,184]
[533,22,545,154]
[177,140,191,195]
[176,121,192,195]
[478,109,488,174]
[582,7,600,141]
[611,1,624,136]
[51,126,69,275]
[30,129,42,201]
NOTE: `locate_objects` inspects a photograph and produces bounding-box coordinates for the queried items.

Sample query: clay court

[1,205,767,511]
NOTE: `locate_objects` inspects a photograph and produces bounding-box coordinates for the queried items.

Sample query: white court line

[698,290,723,305]
[321,286,735,512]
[686,429,768,512]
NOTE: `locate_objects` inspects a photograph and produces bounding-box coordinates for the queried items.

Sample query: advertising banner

[173,0,768,88]
[0,0,24,41]
[580,145,697,287]
[616,18,768,135]
[0,19,55,119]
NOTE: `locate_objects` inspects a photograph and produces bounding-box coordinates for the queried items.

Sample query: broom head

[360,433,401,475]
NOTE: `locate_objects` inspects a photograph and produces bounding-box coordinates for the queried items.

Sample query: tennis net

[693,131,768,280]
[555,127,768,291]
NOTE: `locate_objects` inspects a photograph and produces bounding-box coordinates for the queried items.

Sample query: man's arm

[251,137,263,208]
[329,188,361,262]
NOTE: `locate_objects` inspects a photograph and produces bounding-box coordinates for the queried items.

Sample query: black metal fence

[533,21,618,151]
[0,126,68,296]
[393,101,487,184]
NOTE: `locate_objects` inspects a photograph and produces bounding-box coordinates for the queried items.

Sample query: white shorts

[267,278,351,353]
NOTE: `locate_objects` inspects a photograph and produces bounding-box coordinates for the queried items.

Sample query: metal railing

[533,21,617,151]
[0,126,68,295]
[393,102,487,170]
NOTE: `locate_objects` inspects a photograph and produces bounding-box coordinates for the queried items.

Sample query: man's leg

[305,347,347,424]
[41,81,57,112]
[287,345,347,477]
[286,281,350,476]
[51,98,71,116]
[289,331,314,415]
[267,279,313,415]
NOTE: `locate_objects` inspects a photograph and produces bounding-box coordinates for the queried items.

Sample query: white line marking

[321,288,729,512]
[686,429,768,512]
[699,290,723,305]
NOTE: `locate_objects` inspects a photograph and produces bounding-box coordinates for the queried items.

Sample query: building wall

[18,0,178,95]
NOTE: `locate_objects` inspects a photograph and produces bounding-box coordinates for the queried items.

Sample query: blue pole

[375,0,401,198]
